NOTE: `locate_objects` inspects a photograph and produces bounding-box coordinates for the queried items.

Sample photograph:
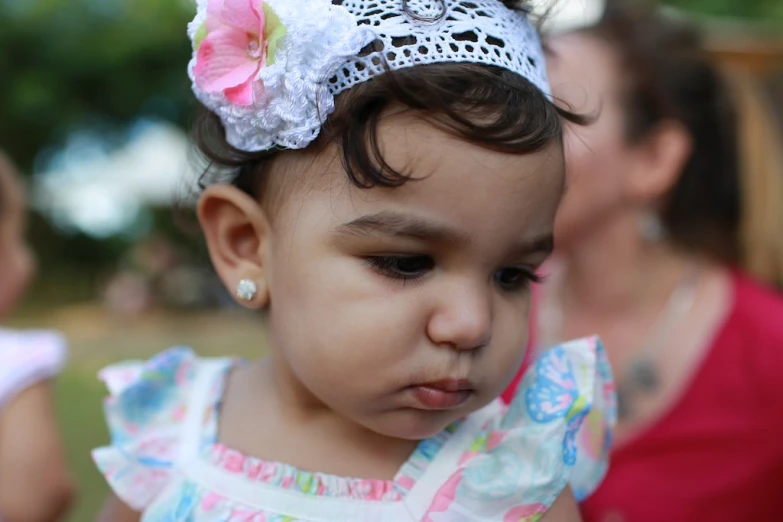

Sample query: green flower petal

[193,22,208,51]
[263,3,286,65]
[469,433,488,452]
[565,394,587,422]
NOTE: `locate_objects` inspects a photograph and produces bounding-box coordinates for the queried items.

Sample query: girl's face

[268,111,564,440]
[0,159,35,319]
[205,110,565,440]
[546,33,637,251]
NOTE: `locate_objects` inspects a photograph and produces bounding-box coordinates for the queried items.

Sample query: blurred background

[1,0,781,519]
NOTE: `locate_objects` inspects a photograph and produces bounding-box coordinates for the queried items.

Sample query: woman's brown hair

[584,1,742,264]
[583,1,783,287]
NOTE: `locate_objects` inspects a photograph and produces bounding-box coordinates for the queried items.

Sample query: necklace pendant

[628,359,659,391]
[616,387,633,420]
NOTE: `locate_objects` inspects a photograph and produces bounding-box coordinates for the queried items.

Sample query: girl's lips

[410,379,474,410]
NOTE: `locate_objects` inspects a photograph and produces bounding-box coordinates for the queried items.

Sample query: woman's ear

[627,120,693,204]
[197,184,272,309]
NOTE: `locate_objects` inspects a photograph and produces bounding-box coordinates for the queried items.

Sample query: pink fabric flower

[200,492,224,511]
[194,0,268,106]
[221,448,247,473]
[245,458,265,481]
[229,509,268,522]
[422,471,463,521]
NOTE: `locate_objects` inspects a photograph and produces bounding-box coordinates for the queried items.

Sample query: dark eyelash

[495,267,546,293]
[365,256,547,291]
[364,256,429,283]
[530,270,547,285]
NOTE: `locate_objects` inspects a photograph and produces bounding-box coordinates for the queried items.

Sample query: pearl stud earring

[236,279,258,301]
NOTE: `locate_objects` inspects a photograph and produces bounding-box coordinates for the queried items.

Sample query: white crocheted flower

[188,0,376,152]
[188,0,550,153]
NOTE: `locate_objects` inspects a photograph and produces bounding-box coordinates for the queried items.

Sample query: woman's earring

[639,211,666,243]
[236,279,258,302]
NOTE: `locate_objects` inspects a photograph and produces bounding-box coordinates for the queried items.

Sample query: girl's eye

[494,266,541,291]
[365,255,435,281]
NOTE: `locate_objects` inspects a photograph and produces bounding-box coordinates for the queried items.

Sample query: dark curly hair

[581,0,741,265]
[192,0,586,202]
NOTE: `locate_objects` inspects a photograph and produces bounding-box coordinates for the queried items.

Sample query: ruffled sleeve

[91,347,199,511]
[421,336,616,521]
[0,328,67,410]
[562,337,616,502]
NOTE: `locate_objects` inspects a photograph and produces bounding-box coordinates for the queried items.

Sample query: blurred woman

[504,2,783,520]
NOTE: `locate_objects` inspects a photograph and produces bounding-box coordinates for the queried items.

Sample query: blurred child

[0,151,75,522]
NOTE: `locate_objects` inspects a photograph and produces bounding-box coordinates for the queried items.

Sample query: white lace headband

[188,0,549,153]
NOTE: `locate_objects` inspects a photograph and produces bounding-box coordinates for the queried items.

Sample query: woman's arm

[0,381,75,522]
[540,487,582,522]
[95,494,141,522]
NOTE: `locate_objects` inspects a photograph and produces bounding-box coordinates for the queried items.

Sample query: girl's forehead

[275,117,564,241]
[316,110,562,184]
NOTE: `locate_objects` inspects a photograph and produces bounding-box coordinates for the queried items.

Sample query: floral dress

[93,336,615,521]
[0,328,67,410]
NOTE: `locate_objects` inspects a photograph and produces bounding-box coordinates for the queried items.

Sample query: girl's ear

[197,184,272,309]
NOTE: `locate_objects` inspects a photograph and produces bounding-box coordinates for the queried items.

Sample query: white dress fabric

[93,336,616,521]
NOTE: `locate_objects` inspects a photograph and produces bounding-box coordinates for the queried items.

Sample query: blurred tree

[0,0,780,307]
[2,0,779,175]
[662,0,783,21]
[0,0,195,172]
[0,0,200,305]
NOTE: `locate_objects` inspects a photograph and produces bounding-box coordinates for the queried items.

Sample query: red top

[503,272,783,521]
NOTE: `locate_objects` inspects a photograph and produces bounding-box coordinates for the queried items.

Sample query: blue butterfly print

[116,348,189,427]
[525,346,579,423]
[562,407,588,466]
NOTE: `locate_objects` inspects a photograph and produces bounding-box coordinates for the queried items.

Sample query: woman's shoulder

[716,272,783,346]
[719,272,783,403]
[729,271,783,339]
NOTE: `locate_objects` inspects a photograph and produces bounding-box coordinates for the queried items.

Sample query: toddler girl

[0,151,74,522]
[93,0,616,520]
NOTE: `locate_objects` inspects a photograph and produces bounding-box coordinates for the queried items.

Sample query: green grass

[55,371,110,521]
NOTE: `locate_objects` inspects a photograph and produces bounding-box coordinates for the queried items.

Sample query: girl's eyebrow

[510,233,554,258]
[337,211,555,257]
[337,211,467,244]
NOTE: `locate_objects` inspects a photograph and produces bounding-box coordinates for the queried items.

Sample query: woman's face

[546,32,638,251]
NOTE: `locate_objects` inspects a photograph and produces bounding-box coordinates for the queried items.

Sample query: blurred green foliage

[2,0,779,172]
[663,0,783,21]
[1,0,202,303]
[0,0,195,171]
[0,0,780,304]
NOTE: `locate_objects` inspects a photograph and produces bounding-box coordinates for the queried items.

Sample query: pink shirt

[504,272,783,521]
